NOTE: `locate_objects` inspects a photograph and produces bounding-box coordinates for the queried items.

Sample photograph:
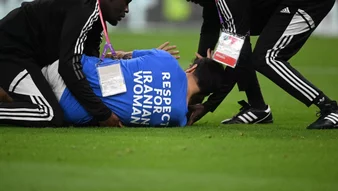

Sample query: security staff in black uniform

[0,0,132,127]
[187,0,338,129]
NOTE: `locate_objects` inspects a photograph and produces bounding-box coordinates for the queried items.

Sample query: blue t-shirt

[60,49,188,127]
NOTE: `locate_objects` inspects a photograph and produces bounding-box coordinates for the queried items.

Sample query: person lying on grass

[41,43,224,127]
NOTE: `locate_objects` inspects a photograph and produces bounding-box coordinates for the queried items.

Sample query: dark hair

[192,58,225,94]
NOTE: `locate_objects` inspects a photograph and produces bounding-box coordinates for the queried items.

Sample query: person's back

[0,0,131,127]
[45,49,188,127]
[0,0,99,67]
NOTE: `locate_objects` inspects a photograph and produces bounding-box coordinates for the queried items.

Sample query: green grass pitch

[1,30,338,191]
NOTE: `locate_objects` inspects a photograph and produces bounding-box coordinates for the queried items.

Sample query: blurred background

[1,0,338,36]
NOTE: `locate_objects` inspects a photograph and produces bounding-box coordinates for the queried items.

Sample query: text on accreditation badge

[97,63,127,97]
[212,32,245,68]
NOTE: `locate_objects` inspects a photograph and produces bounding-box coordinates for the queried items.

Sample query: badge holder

[96,0,127,97]
[212,0,246,68]
[213,32,245,68]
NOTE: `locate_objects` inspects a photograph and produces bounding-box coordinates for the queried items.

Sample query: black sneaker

[307,101,338,129]
[221,100,273,124]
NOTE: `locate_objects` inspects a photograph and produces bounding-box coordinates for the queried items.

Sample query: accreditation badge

[212,31,245,68]
[97,63,127,97]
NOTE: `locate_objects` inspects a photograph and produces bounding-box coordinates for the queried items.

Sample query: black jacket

[195,0,281,112]
[0,0,112,121]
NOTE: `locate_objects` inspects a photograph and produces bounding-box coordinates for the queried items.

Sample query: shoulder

[154,49,174,57]
[153,50,181,68]
[144,49,171,56]
[57,0,98,15]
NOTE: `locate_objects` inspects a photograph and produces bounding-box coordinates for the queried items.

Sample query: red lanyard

[97,0,116,60]
[215,0,225,25]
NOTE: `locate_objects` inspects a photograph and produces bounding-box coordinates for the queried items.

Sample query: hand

[186,104,208,126]
[195,48,213,59]
[157,42,180,59]
[106,51,132,59]
[99,113,123,127]
[186,49,213,72]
